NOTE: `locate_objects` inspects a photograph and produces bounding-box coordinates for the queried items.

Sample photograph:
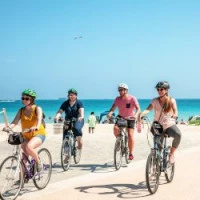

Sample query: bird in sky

[74,36,83,40]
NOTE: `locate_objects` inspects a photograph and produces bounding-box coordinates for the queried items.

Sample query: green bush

[188,120,200,125]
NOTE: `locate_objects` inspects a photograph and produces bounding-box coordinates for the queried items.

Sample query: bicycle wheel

[145,153,160,194]
[61,138,72,171]
[0,156,24,200]
[164,158,175,183]
[124,136,131,164]
[114,137,122,170]
[73,139,82,164]
[33,148,52,190]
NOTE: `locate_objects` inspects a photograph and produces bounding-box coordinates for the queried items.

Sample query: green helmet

[22,89,37,98]
[68,88,78,95]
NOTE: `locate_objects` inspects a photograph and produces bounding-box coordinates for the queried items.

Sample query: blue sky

[0,0,200,99]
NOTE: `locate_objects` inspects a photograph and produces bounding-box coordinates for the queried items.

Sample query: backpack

[20,106,46,128]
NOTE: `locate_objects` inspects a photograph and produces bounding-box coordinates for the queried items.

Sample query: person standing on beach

[3,89,46,172]
[88,112,96,133]
[140,81,181,164]
[54,88,84,150]
[107,83,141,160]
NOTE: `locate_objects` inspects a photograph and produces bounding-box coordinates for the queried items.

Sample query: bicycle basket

[150,121,163,135]
[117,119,128,127]
[8,133,24,145]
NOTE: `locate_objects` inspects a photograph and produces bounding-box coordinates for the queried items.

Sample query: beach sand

[0,123,200,199]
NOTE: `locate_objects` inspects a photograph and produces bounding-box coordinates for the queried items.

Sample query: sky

[0,0,200,100]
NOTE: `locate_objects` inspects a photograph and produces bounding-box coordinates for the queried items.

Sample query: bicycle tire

[61,138,72,171]
[0,156,24,200]
[164,160,175,183]
[145,153,160,194]
[73,139,82,164]
[114,137,122,170]
[33,148,52,190]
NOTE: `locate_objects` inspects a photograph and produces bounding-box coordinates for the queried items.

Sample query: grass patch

[188,120,200,125]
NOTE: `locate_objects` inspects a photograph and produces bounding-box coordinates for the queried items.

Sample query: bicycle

[113,117,131,170]
[0,129,52,200]
[60,118,82,171]
[142,116,175,194]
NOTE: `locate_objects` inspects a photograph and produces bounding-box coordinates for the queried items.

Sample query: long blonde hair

[163,96,172,113]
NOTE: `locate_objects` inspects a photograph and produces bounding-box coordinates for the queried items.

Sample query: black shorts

[127,120,136,129]
[115,116,136,129]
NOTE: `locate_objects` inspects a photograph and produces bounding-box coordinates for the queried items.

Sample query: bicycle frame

[144,116,175,194]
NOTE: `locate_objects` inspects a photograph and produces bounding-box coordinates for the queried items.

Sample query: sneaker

[129,154,134,160]
[64,155,69,164]
[36,161,43,172]
[169,153,175,164]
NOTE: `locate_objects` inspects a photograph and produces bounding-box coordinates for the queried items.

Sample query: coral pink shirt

[114,95,139,118]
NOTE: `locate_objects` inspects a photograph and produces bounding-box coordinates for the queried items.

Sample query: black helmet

[155,81,170,89]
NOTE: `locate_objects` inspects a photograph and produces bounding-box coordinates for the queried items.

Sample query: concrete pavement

[19,146,200,200]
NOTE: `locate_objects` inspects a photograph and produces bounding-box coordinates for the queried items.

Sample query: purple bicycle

[0,129,52,200]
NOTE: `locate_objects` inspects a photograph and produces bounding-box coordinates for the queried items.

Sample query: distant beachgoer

[140,81,182,164]
[180,119,186,125]
[3,89,46,172]
[54,88,84,151]
[88,112,96,133]
[107,83,141,160]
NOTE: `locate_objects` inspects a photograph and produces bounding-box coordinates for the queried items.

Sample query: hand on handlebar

[2,127,11,133]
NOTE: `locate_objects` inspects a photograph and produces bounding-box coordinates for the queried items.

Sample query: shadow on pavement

[75,182,150,199]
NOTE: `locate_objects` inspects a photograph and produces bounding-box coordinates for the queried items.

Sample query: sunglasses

[157,88,165,92]
[21,97,31,101]
[118,89,124,92]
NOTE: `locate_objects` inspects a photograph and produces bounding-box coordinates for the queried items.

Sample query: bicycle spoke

[0,156,23,200]
[61,139,72,171]
[114,138,122,170]
[145,153,159,194]
[33,148,52,189]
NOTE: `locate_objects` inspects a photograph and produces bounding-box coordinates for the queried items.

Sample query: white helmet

[118,83,128,90]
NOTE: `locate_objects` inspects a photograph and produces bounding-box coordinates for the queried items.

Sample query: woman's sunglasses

[21,97,31,101]
[157,88,165,92]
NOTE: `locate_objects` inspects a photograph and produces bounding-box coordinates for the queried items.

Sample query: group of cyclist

[108,81,181,164]
[3,80,181,173]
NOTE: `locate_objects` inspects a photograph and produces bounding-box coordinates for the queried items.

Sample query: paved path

[20,146,200,200]
[0,124,200,199]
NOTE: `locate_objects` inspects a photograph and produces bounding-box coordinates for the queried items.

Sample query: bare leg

[127,128,134,155]
[77,136,82,149]
[25,137,42,163]
[113,124,120,137]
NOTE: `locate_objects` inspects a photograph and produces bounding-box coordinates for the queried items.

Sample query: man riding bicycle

[107,83,141,160]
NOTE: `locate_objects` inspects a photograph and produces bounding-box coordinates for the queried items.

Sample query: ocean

[0,99,200,124]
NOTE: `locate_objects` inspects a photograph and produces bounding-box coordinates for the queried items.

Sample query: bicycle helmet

[68,88,78,95]
[118,83,128,90]
[22,89,37,98]
[155,81,170,89]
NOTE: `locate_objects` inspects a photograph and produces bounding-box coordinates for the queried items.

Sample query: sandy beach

[0,123,200,200]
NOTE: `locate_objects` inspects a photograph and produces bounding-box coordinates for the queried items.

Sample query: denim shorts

[34,134,46,143]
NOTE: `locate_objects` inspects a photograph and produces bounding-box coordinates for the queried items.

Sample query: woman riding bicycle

[140,81,182,164]
[108,83,141,160]
[54,88,84,150]
[3,89,46,172]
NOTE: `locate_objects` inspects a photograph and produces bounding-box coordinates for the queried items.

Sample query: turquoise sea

[0,99,200,123]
